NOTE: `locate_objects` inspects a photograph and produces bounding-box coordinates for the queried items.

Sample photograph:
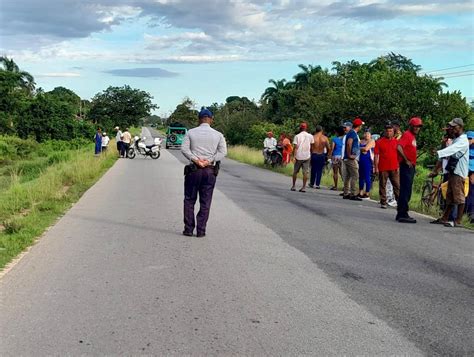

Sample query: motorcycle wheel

[127,148,136,159]
[151,151,160,159]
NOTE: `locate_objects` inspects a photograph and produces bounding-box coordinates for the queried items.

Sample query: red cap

[409,117,423,127]
[353,118,365,126]
[300,122,308,130]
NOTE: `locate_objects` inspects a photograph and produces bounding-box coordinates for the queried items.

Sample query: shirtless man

[309,125,331,189]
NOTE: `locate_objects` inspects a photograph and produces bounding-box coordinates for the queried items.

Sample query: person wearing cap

[396,117,423,223]
[181,107,227,238]
[465,130,474,223]
[430,118,469,227]
[291,122,314,192]
[101,131,110,152]
[263,131,277,163]
[375,124,400,208]
[342,118,364,201]
[114,126,123,157]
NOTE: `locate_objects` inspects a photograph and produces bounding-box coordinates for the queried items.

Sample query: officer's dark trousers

[397,163,416,219]
[184,167,217,235]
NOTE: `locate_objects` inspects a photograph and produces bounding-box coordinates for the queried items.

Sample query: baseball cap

[299,122,308,130]
[467,131,474,139]
[353,118,364,126]
[409,117,423,127]
[114,126,119,130]
[343,121,352,128]
[198,107,213,119]
[448,118,464,127]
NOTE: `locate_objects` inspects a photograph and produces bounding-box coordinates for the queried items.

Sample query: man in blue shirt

[342,118,364,201]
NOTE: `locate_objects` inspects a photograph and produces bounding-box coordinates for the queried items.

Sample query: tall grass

[0,140,117,269]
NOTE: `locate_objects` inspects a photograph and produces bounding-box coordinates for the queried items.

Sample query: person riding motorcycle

[263,131,277,162]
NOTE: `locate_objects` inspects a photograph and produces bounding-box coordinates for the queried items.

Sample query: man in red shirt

[375,124,400,209]
[396,117,423,223]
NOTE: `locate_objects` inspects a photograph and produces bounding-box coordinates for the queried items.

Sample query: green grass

[0,139,118,269]
[228,145,472,228]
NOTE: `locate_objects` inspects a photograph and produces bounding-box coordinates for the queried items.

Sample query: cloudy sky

[1,0,473,115]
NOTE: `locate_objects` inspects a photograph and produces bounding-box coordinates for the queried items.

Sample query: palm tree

[0,56,35,93]
[261,79,287,104]
[293,64,322,88]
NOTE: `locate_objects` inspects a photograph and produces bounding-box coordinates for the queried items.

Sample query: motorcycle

[264,144,283,167]
[127,136,161,159]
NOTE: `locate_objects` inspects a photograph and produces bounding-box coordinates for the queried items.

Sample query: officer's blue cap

[198,107,213,119]
[467,130,474,139]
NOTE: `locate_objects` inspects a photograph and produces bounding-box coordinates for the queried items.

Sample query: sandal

[299,188,306,193]
[290,187,296,191]
[430,219,447,225]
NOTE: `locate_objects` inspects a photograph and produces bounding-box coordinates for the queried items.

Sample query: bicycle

[420,165,445,211]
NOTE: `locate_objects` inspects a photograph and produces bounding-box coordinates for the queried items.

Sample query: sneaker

[388,199,397,207]
[381,204,387,209]
[308,184,314,188]
[315,186,321,189]
[398,217,417,223]
[350,195,362,201]
[182,231,193,237]
[343,195,351,199]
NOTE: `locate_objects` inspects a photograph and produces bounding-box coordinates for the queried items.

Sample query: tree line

[168,53,473,158]
[0,57,158,142]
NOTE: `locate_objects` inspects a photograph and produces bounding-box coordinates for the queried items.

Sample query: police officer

[181,107,227,238]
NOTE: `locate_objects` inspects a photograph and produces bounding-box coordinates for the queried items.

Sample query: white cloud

[36,72,81,78]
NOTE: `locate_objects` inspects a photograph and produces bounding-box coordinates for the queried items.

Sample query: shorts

[446,174,466,205]
[294,159,310,174]
[332,155,342,168]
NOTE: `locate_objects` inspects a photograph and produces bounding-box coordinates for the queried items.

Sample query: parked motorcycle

[127,136,161,159]
[264,144,283,167]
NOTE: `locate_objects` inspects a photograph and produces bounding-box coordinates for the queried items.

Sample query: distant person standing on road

[358,129,375,198]
[396,117,423,223]
[281,133,293,166]
[94,128,102,155]
[114,126,123,157]
[466,130,474,223]
[101,132,110,152]
[291,122,314,192]
[309,125,331,189]
[375,124,400,209]
[431,118,469,227]
[121,128,131,158]
[330,126,344,191]
[342,118,364,201]
[181,107,227,238]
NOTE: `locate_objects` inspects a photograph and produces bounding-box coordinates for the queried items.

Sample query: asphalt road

[0,128,472,355]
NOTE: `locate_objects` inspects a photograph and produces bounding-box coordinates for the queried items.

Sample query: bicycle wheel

[421,181,433,207]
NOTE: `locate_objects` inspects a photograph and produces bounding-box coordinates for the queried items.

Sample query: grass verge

[0,145,117,270]
[227,145,473,229]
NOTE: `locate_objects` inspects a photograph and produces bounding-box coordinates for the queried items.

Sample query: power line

[420,64,474,74]
[439,73,474,79]
[432,70,474,77]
